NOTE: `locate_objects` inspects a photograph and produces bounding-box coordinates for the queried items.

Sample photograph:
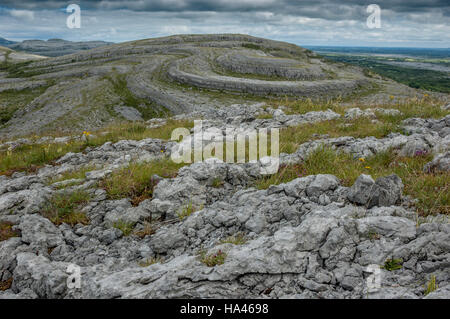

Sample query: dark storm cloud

[1,0,449,18]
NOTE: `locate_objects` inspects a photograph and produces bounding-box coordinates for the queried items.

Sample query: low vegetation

[256,146,449,216]
[100,158,185,206]
[424,275,438,296]
[113,220,135,236]
[41,190,91,226]
[0,221,20,242]
[134,222,155,239]
[177,201,203,220]
[0,119,193,175]
[0,84,52,125]
[278,118,400,154]
[138,256,163,267]
[50,165,97,184]
[382,258,403,271]
[199,249,227,267]
[105,73,169,120]
[0,277,13,291]
[220,233,247,245]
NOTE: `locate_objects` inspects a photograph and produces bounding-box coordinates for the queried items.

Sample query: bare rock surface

[0,110,449,299]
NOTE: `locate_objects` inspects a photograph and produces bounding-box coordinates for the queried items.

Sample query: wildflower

[359,158,365,162]
[365,166,371,169]
[414,150,427,157]
[389,95,394,100]
[424,93,429,97]
[57,147,62,153]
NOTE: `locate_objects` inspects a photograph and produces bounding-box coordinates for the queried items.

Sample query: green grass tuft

[41,190,91,226]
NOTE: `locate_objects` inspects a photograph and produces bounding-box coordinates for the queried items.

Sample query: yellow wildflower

[365,166,371,169]
[359,158,365,162]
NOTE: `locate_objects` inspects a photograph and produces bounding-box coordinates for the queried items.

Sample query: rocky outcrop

[0,102,449,299]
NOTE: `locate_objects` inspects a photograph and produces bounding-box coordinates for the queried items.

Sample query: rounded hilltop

[0,33,396,137]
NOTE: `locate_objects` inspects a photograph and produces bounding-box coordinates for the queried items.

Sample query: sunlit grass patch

[89,119,194,144]
[268,95,449,121]
[279,118,400,154]
[255,146,449,216]
[0,142,85,175]
[268,96,346,115]
[50,165,97,184]
[100,158,185,206]
[41,190,91,226]
[0,119,193,175]
[361,96,449,122]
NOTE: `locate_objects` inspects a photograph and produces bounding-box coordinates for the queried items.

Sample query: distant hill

[0,34,402,137]
[0,37,17,46]
[1,37,113,57]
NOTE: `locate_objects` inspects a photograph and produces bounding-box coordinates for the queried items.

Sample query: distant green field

[321,55,450,93]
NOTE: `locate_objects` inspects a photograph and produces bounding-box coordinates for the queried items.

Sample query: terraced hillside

[0,34,419,138]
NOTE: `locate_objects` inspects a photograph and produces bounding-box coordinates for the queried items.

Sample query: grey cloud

[1,1,448,17]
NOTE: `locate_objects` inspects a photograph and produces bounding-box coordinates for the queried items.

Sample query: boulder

[347,174,403,208]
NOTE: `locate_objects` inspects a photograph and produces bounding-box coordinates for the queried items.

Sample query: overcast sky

[0,0,449,47]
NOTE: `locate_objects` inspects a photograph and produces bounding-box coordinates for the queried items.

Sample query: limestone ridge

[0,34,378,137]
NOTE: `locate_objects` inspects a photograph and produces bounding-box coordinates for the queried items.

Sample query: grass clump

[211,177,224,188]
[41,190,90,226]
[134,222,155,239]
[255,146,449,216]
[113,220,135,236]
[50,165,96,184]
[177,201,203,220]
[381,258,403,271]
[424,275,438,296]
[256,113,274,120]
[220,233,247,245]
[0,221,20,242]
[199,249,227,267]
[100,159,185,206]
